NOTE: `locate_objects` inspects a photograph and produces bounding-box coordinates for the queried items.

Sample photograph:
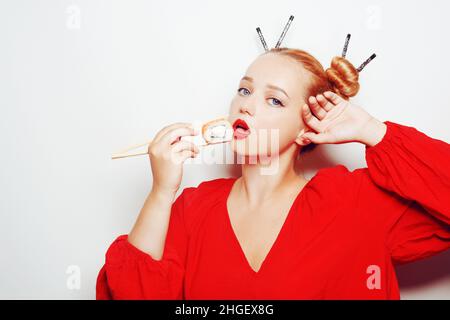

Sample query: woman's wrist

[151,185,177,202]
[357,117,387,147]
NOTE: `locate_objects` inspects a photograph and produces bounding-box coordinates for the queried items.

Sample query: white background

[1,0,449,299]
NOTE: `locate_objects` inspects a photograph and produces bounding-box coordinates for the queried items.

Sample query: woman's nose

[239,104,255,116]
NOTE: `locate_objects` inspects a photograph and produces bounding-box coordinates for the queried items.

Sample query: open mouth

[232,119,251,139]
[233,119,250,131]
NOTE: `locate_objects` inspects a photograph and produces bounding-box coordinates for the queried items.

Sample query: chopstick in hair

[275,15,294,48]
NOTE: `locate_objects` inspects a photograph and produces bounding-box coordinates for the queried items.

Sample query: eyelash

[237,87,285,107]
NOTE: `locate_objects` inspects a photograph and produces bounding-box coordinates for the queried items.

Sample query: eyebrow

[240,76,290,99]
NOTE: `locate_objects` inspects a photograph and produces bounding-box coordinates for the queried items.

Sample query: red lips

[232,119,250,131]
[232,119,251,140]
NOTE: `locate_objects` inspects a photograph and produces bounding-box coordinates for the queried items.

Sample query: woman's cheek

[229,97,240,113]
[275,124,298,149]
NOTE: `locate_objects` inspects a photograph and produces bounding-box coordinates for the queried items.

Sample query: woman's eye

[268,98,284,107]
[237,87,250,96]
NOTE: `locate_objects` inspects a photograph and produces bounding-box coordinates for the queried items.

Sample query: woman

[96,48,450,299]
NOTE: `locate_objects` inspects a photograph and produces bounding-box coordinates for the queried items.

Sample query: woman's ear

[295,127,312,146]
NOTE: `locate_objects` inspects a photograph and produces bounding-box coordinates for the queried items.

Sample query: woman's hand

[300,91,387,147]
[148,122,200,195]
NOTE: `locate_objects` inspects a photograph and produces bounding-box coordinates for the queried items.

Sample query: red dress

[96,121,450,300]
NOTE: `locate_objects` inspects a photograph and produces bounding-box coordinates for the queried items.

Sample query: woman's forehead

[243,53,307,97]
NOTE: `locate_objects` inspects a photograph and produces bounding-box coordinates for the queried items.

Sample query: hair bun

[325,56,360,99]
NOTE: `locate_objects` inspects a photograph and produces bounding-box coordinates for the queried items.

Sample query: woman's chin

[230,130,285,156]
[231,142,274,160]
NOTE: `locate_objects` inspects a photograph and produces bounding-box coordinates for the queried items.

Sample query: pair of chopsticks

[111,138,211,160]
[111,139,154,160]
[111,117,232,160]
[110,137,229,160]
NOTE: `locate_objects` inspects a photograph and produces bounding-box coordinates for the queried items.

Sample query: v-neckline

[223,176,315,276]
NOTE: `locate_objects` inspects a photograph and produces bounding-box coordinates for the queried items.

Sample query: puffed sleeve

[365,121,450,265]
[96,187,195,299]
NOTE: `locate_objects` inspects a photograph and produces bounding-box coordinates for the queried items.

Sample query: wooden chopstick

[111,139,153,160]
[111,151,151,160]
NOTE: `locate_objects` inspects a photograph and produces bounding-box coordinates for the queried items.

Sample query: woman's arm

[128,187,177,260]
[96,122,199,299]
[96,187,194,299]
[364,120,450,224]
[362,120,450,265]
[302,92,450,265]
[302,91,449,223]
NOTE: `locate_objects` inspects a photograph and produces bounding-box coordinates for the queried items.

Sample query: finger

[316,94,334,112]
[153,122,193,144]
[301,104,321,131]
[159,126,197,146]
[301,131,335,144]
[172,150,198,165]
[323,91,345,106]
[307,96,327,120]
[171,140,200,154]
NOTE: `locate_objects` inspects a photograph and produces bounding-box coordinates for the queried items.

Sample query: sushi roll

[201,117,233,145]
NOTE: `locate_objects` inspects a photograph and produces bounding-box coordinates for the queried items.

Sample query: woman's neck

[237,144,308,208]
